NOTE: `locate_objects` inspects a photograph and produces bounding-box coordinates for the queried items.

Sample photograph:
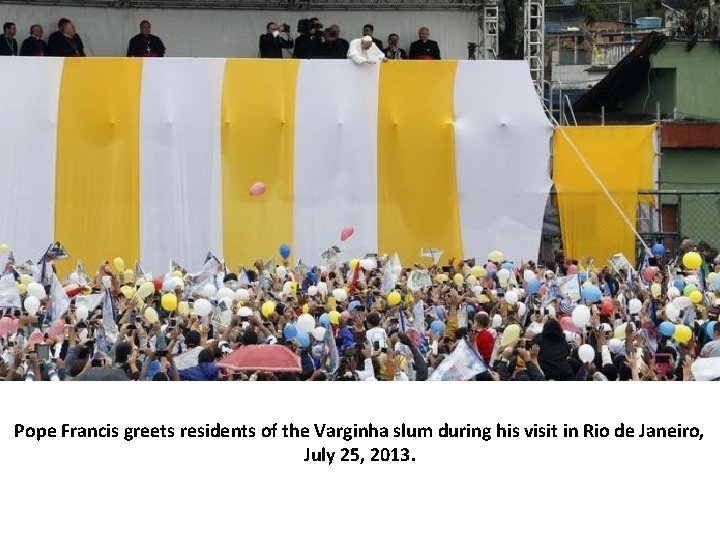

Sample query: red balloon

[559,317,579,333]
[249,182,266,197]
[600,298,614,317]
[642,266,658,283]
[152,277,163,291]
[340,225,355,242]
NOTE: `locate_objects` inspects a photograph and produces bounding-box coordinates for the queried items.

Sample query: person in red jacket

[474,312,495,362]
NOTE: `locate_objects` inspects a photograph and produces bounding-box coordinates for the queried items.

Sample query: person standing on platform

[20,24,47,56]
[259,22,293,58]
[362,24,383,50]
[383,33,407,60]
[47,19,85,57]
[0,22,18,56]
[127,20,165,57]
[328,24,349,57]
[348,35,385,65]
[312,27,346,59]
[409,27,441,60]
[293,20,323,59]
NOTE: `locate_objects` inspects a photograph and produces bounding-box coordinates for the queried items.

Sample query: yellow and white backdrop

[0,57,554,273]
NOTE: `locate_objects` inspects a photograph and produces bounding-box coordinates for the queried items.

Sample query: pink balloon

[27,329,44,349]
[486,262,497,272]
[642,266,658,283]
[0,316,13,336]
[567,265,578,275]
[340,225,355,242]
[559,317,579,333]
[46,319,66,340]
[249,182,266,197]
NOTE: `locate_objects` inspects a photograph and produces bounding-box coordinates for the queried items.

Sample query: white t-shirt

[366,327,388,352]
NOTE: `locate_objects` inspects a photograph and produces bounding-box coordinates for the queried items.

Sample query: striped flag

[429,337,488,381]
[323,322,340,374]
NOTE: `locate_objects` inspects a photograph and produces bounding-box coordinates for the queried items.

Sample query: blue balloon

[296,330,310,348]
[659,321,675,337]
[433,306,446,322]
[652,243,666,257]
[283,324,297,341]
[707,321,717,339]
[578,272,587,282]
[466,304,476,316]
[501,262,514,271]
[319,313,330,327]
[711,276,720,292]
[279,243,291,260]
[673,279,685,291]
[581,285,602,303]
[430,320,445,335]
[486,267,497,277]
[348,300,360,312]
[526,279,541,295]
[162,279,175,292]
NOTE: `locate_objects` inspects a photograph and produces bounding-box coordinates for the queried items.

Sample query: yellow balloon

[470,266,486,278]
[144,307,159,324]
[123,269,135,284]
[614,323,627,341]
[302,304,310,314]
[171,270,184,278]
[161,293,178,312]
[488,250,504,264]
[113,257,125,273]
[136,281,155,300]
[435,273,449,284]
[650,283,661,299]
[673,324,692,344]
[326,297,337,311]
[453,273,464,287]
[261,300,276,318]
[349,259,360,270]
[135,277,146,287]
[177,301,190,317]
[387,291,401,306]
[682,251,702,270]
[120,285,134,299]
[329,310,340,325]
[17,283,26,295]
[690,290,703,304]
[467,275,478,286]
[500,324,521,347]
[0,243,10,253]
[20,274,33,285]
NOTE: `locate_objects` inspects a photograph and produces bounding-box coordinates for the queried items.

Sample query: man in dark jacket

[20,24,47,56]
[127,20,165,57]
[532,318,573,380]
[259,21,293,58]
[409,27,441,59]
[47,18,85,57]
[0,22,18,56]
[293,21,323,59]
[362,23,383,50]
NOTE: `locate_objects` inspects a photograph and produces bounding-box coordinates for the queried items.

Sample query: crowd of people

[1,236,720,382]
[0,16,440,61]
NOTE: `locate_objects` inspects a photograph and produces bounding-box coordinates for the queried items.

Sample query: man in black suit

[259,21,293,58]
[409,27,441,60]
[362,23,383,50]
[20,24,47,56]
[0,22,18,56]
[328,24,349,57]
[127,20,165,57]
[47,18,85,57]
[383,33,407,60]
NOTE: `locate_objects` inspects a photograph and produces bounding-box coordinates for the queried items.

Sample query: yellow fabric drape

[221,59,299,268]
[553,125,655,266]
[55,58,142,276]
[377,61,462,265]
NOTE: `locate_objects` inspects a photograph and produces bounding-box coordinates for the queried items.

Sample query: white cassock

[347,38,386,65]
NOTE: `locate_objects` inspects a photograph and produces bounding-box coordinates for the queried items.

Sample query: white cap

[361,36,373,42]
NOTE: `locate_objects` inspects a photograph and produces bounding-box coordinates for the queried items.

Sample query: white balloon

[27,282,46,300]
[665,303,680,322]
[312,326,326,341]
[217,287,234,301]
[523,269,536,283]
[578,344,595,363]
[505,290,519,305]
[672,296,692,309]
[628,298,642,315]
[203,283,217,299]
[491,314,502,329]
[23,296,40,316]
[297,313,316,333]
[667,286,680,299]
[194,298,212,317]
[332,288,347,302]
[497,268,511,281]
[235,288,250,301]
[517,302,527,317]
[517,288,526,299]
[101,275,112,289]
[317,282,328,297]
[237,306,253,318]
[472,285,483,297]
[172,276,184,290]
[547,305,556,318]
[76,304,89,321]
[307,286,318,297]
[282,281,294,296]
[360,259,377,271]
[276,266,287,279]
[572,304,591,328]
[69,272,80,285]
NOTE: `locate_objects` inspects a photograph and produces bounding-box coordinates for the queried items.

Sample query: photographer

[293,18,323,59]
[259,22,293,58]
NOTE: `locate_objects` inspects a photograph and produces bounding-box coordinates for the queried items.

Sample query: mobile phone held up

[36,343,50,361]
